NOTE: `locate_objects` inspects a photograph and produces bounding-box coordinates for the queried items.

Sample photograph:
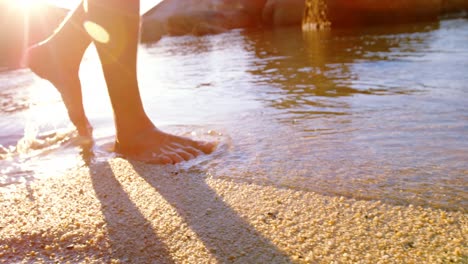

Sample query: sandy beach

[0,0,467,262]
[0,158,466,263]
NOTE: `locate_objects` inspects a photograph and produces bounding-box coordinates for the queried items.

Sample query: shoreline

[1,158,466,263]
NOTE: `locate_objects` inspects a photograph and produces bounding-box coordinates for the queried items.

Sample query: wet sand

[0,158,466,263]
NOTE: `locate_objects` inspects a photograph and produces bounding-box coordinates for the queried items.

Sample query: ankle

[115,116,156,143]
[27,40,81,74]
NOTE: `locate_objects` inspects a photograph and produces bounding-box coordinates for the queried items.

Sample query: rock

[303,0,445,30]
[302,0,331,30]
[165,11,229,36]
[442,0,468,13]
[262,0,306,27]
[141,0,266,42]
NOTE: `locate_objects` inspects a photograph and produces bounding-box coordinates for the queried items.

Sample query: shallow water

[1,18,467,211]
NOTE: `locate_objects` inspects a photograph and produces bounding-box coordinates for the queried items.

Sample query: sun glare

[11,0,44,11]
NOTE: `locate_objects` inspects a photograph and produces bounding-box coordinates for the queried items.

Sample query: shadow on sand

[87,159,292,263]
[89,161,175,263]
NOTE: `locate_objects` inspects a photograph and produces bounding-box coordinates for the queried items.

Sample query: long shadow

[88,161,175,263]
[129,161,293,263]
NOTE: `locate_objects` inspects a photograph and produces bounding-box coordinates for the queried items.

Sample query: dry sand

[0,158,466,263]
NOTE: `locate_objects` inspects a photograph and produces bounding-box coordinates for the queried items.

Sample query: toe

[195,141,217,154]
[172,136,216,154]
[177,150,195,161]
[166,145,195,161]
[155,154,173,165]
[141,153,172,165]
[170,143,202,157]
[165,152,185,164]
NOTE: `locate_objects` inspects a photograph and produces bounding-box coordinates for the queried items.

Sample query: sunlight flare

[84,21,110,43]
[11,0,44,11]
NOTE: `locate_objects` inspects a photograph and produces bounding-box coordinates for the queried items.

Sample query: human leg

[25,2,93,136]
[85,0,215,164]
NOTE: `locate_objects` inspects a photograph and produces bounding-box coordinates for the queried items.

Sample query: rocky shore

[1,1,467,69]
[303,0,468,30]
[140,0,468,41]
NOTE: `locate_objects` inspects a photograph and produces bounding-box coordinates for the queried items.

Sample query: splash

[0,127,80,161]
[0,126,97,191]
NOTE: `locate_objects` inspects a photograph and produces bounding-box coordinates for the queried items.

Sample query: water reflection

[0,70,33,114]
[1,18,466,212]
[213,21,466,212]
[245,22,440,112]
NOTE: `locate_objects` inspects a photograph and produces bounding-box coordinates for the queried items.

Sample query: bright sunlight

[10,0,45,11]
[4,0,164,15]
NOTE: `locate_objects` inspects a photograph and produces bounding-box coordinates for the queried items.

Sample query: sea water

[1,18,467,211]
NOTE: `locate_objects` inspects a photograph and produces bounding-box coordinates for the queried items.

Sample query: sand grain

[1,158,466,263]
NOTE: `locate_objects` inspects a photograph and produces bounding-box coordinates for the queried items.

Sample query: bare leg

[25,3,92,137]
[86,0,215,164]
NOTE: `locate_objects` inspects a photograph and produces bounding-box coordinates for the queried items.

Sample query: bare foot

[24,43,93,137]
[115,127,216,164]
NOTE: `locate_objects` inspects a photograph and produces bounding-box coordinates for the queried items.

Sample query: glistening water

[1,18,467,212]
